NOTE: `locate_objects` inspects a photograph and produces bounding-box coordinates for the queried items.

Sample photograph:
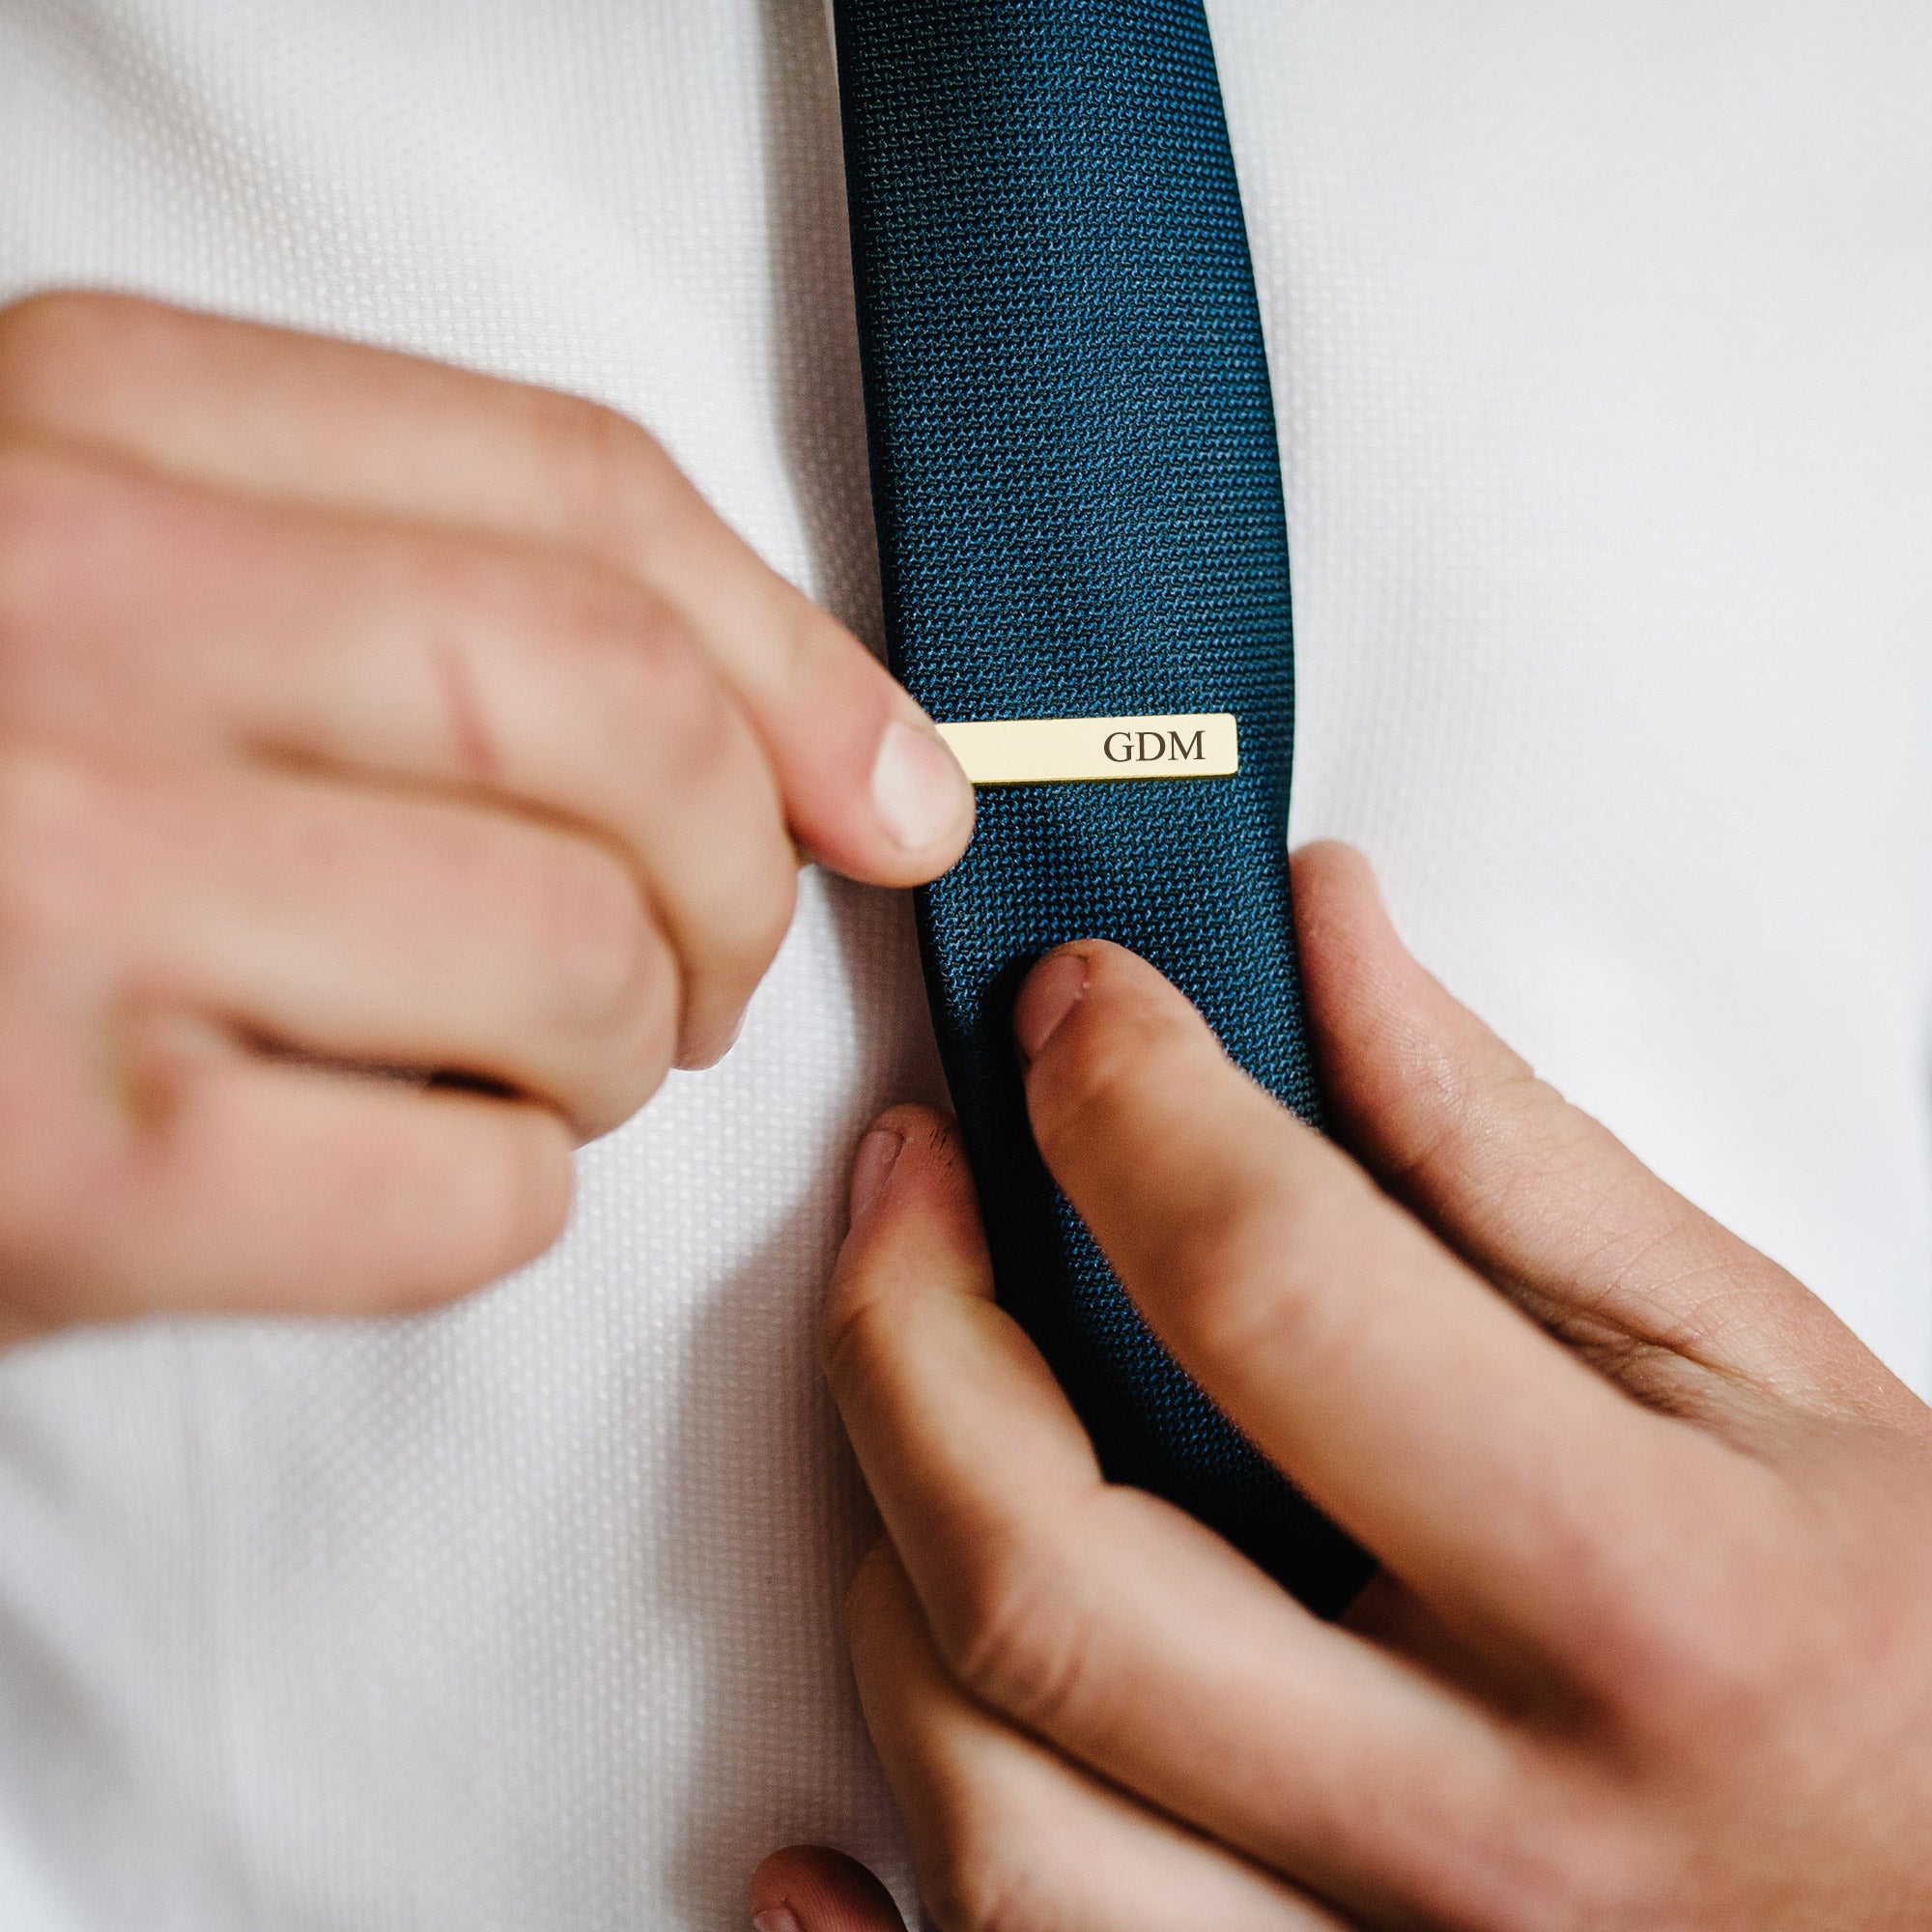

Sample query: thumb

[751,1847,908,1932]
[1291,838,1883,1417]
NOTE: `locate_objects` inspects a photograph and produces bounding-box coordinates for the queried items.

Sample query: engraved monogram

[1102,727,1206,764]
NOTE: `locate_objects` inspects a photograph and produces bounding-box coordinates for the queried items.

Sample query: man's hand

[755,841,1932,1931]
[0,292,973,1345]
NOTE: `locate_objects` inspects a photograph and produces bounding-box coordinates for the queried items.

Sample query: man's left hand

[753,841,1932,1931]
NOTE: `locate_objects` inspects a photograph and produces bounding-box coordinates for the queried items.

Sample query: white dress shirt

[0,4,1928,1926]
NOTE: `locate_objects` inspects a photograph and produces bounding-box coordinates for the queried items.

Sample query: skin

[0,291,972,1346]
[754,841,1932,1932]
[4,295,1922,1932]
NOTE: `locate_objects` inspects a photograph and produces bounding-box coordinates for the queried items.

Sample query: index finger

[0,292,973,886]
[1014,941,1765,1670]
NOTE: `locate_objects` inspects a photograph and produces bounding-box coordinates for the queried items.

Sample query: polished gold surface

[935,712,1239,786]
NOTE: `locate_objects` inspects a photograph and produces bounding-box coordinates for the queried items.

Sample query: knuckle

[525,387,682,552]
[0,446,114,650]
[1535,1817,1679,1932]
[730,830,797,959]
[533,838,672,1052]
[840,1541,899,1646]
[817,1252,913,1424]
[605,599,731,765]
[0,745,125,949]
[0,755,128,1289]
[0,446,192,736]
[537,564,743,781]
[1154,1135,1372,1374]
[522,384,866,698]
[685,810,795,998]
[1606,1570,1788,1747]
[1548,1466,1804,1760]
[0,292,182,426]
[920,1792,1054,1932]
[818,1295,1101,1741]
[774,594,871,697]
[428,1109,577,1305]
[935,1519,1092,1734]
[819,1229,900,1399]
[1034,984,1353,1373]
[0,290,119,399]
[569,604,794,978]
[1169,1188,1342,1372]
[610,594,734,758]
[0,453,69,660]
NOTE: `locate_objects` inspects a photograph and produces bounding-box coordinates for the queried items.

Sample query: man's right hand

[0,292,973,1346]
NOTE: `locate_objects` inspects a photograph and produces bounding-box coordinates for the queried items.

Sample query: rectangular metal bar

[935,712,1239,785]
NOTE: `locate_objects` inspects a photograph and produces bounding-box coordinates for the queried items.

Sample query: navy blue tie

[831,0,1371,1614]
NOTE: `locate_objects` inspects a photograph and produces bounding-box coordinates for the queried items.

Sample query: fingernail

[677,1007,748,1072]
[871,719,972,852]
[753,1912,801,1932]
[1014,950,1089,1065]
[848,1125,905,1226]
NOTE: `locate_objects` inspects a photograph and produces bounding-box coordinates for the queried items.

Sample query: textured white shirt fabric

[0,4,1929,1927]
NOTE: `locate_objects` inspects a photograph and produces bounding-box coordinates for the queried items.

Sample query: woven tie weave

[832,0,1371,1612]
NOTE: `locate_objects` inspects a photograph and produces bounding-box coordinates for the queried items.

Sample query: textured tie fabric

[831,0,1371,1612]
